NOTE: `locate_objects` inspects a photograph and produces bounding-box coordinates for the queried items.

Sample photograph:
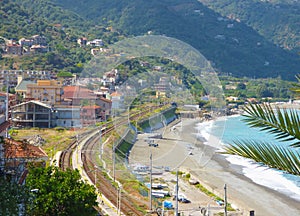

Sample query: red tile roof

[63,86,96,99]
[4,139,48,160]
[82,105,101,109]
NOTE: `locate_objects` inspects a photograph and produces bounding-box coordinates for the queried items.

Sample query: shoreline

[183,116,300,216]
[129,116,300,215]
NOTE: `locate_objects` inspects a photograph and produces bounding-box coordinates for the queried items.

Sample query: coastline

[180,116,300,216]
[129,116,300,216]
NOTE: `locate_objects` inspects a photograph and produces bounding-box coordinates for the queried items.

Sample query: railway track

[59,141,76,171]
[59,129,98,171]
[59,105,171,215]
[81,125,145,216]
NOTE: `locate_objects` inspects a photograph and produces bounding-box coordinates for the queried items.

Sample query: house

[96,97,112,121]
[62,86,97,106]
[87,39,104,47]
[111,91,124,110]
[15,79,36,100]
[81,105,101,127]
[31,35,47,46]
[52,104,81,128]
[30,44,48,53]
[77,37,87,47]
[0,113,10,137]
[10,100,54,128]
[0,92,14,136]
[2,138,48,184]
[10,100,82,128]
[19,38,33,47]
[0,91,16,110]
[5,43,22,55]
[26,80,63,105]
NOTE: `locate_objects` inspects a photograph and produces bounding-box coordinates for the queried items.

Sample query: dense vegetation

[0,0,300,80]
[220,76,294,102]
[199,0,300,53]
[0,0,124,72]
[51,0,299,80]
[25,166,98,216]
[0,166,98,216]
[0,0,299,79]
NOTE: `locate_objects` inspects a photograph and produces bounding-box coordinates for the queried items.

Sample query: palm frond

[242,103,300,148]
[290,74,300,94]
[223,140,300,176]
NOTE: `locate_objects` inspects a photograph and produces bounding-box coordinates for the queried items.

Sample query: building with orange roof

[63,86,112,122]
[26,80,63,105]
[111,91,124,109]
[62,86,96,105]
[5,43,23,55]
[2,138,48,184]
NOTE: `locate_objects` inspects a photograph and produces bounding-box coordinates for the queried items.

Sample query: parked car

[173,195,191,203]
[149,143,158,147]
[181,198,191,203]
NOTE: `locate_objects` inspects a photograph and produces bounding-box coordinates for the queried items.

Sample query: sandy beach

[129,117,300,216]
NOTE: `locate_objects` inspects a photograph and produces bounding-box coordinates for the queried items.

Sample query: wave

[226,155,300,201]
[195,115,300,201]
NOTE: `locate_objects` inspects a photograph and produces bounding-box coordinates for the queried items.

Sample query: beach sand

[129,118,300,216]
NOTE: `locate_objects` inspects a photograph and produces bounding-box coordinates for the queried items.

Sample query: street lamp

[149,152,153,212]
[99,125,102,160]
[94,165,97,186]
[224,184,227,216]
[117,185,122,215]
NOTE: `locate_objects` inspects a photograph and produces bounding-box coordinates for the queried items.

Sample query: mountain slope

[198,0,300,53]
[51,0,299,80]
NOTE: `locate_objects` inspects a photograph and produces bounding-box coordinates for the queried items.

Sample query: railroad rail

[59,105,172,215]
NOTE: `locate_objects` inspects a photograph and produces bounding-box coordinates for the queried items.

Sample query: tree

[224,103,300,175]
[0,178,29,216]
[236,82,246,90]
[25,166,98,216]
[57,71,73,78]
[256,84,272,98]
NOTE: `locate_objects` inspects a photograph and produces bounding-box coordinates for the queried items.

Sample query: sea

[196,114,300,201]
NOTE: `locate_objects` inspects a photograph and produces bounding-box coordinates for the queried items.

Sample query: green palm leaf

[243,103,300,148]
[224,140,300,176]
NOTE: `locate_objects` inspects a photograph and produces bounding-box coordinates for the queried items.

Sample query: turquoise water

[207,115,300,199]
[211,115,292,145]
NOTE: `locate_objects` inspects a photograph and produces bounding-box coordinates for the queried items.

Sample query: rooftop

[4,138,48,160]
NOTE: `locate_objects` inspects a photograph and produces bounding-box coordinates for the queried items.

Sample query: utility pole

[94,165,97,186]
[117,186,122,215]
[224,184,227,216]
[149,152,153,212]
[99,125,102,160]
[112,144,116,182]
[175,170,179,216]
[5,74,9,138]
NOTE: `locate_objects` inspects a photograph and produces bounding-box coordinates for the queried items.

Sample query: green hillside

[198,0,300,53]
[0,0,123,72]
[1,0,299,80]
[51,0,300,80]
